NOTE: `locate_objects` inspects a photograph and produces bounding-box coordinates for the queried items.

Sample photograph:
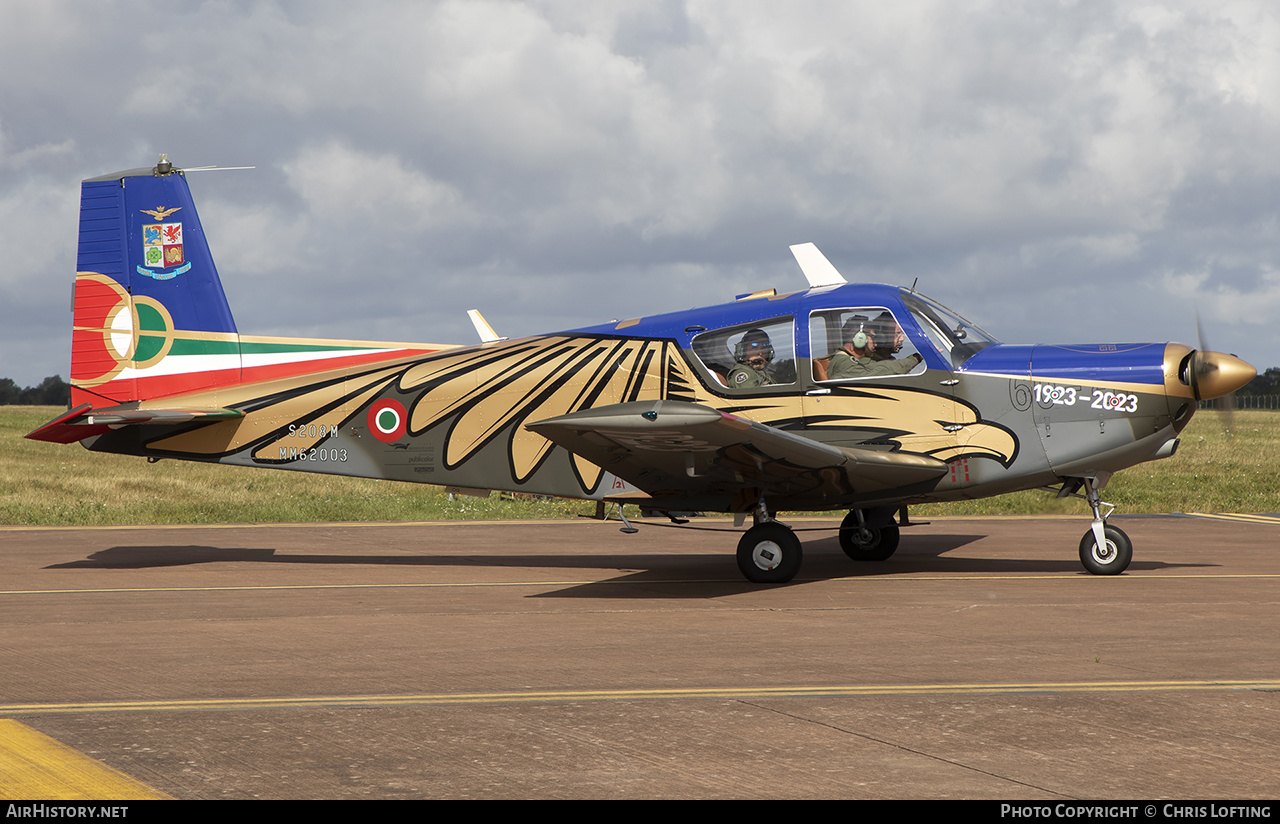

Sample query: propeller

[1182,310,1256,433]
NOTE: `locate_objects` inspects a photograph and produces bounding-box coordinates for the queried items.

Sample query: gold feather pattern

[142,334,1017,496]
[398,336,702,489]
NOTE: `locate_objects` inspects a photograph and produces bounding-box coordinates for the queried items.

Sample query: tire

[736,523,803,584]
[838,510,901,561]
[1078,524,1132,575]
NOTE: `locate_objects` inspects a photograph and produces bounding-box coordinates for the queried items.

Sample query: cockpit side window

[809,307,925,382]
[692,317,796,390]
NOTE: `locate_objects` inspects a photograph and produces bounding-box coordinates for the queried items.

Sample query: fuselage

[71,280,1203,514]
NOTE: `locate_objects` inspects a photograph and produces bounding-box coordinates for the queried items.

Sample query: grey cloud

[1,0,1278,388]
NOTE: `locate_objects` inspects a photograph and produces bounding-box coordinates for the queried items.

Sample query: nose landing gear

[1075,476,1132,575]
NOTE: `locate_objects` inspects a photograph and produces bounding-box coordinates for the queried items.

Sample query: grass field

[912,405,1280,516]
[3,405,1277,527]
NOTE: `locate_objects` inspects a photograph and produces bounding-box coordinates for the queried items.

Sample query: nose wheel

[1076,476,1132,575]
[1079,524,1132,575]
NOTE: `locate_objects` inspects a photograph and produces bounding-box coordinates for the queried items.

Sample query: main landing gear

[837,506,901,562]
[735,502,907,584]
[1071,476,1132,575]
[736,497,803,584]
[736,522,802,584]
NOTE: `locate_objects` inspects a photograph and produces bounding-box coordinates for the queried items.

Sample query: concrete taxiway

[1,514,1278,799]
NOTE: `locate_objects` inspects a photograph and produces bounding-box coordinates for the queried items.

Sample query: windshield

[901,291,998,368]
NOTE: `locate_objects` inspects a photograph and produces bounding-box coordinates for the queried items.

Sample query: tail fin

[71,157,240,407]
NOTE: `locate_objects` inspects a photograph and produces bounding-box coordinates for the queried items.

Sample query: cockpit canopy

[901,290,999,368]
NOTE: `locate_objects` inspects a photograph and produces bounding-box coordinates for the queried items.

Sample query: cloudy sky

[3,0,1279,388]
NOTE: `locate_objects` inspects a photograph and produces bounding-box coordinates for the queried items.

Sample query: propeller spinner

[1182,349,1255,401]
[1183,311,1256,402]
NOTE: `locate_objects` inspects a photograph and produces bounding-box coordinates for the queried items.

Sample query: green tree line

[1238,367,1280,397]
[0,376,70,406]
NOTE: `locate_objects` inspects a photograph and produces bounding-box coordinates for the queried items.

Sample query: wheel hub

[752,540,782,570]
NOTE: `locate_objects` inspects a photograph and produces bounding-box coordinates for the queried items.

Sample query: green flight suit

[828,350,919,380]
[727,364,774,388]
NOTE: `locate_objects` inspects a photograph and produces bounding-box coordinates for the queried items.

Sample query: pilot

[727,328,776,388]
[868,312,907,361]
[827,316,921,380]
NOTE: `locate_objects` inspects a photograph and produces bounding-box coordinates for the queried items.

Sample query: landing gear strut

[1076,476,1132,575]
[735,497,802,584]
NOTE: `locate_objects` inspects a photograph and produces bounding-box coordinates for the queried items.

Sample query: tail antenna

[152,152,254,176]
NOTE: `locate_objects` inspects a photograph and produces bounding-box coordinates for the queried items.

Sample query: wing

[526,400,947,506]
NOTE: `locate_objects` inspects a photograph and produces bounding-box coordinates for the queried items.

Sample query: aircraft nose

[1183,350,1256,400]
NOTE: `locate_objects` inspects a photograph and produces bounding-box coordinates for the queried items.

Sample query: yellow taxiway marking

[0,719,169,800]
[2,680,1278,716]
[1188,512,1280,525]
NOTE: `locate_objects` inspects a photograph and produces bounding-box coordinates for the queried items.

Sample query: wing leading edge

[527,400,947,507]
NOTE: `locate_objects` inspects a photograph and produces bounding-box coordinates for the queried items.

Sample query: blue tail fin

[72,156,241,405]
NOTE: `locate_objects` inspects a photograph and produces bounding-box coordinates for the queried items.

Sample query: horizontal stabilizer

[25,403,243,444]
[527,400,945,502]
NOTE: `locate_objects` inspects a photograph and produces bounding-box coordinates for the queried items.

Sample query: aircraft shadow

[43,532,1218,599]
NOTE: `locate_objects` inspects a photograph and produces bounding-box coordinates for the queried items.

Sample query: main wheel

[736,523,803,584]
[838,510,901,561]
[1078,524,1132,575]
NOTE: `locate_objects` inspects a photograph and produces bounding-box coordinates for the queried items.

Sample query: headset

[842,316,870,350]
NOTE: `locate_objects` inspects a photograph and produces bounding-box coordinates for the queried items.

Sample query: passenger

[828,317,921,379]
[726,328,776,388]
